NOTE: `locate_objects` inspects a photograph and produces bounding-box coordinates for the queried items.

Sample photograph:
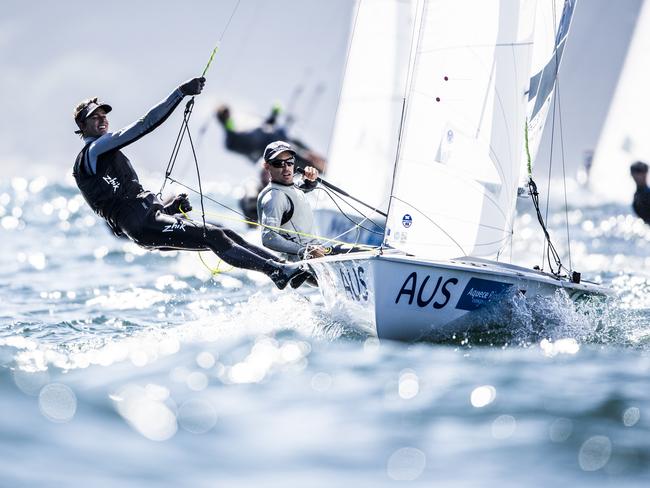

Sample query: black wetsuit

[72,88,281,275]
[633,185,650,224]
[221,119,314,169]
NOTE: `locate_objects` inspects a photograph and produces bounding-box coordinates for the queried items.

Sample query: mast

[383,0,428,248]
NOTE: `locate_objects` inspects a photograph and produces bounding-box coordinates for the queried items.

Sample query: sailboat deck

[306,250,612,296]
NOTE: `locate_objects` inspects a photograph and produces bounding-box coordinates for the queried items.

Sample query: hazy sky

[0,0,642,189]
[0,0,352,187]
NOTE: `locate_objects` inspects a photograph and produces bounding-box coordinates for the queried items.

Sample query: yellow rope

[178,206,234,276]
[201,209,377,250]
[201,44,220,77]
[175,204,378,276]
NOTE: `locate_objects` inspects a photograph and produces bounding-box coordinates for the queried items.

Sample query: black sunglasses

[269,157,295,168]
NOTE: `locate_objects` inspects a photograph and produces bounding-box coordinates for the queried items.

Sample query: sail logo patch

[402,214,412,228]
[455,278,512,311]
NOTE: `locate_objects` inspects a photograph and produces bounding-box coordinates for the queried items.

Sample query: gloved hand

[164,193,192,215]
[179,77,206,96]
[302,166,319,182]
[302,244,327,259]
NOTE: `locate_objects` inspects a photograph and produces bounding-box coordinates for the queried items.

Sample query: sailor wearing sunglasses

[257,141,327,260]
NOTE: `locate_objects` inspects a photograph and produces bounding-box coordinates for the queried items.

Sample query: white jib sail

[317,0,415,213]
[384,0,537,260]
[524,0,576,176]
[590,0,650,204]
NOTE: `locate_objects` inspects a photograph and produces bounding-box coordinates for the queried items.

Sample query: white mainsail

[309,0,610,341]
[590,0,650,203]
[384,0,537,259]
[319,0,415,212]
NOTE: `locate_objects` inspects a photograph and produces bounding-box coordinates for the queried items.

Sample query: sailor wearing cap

[631,161,650,224]
[257,141,327,260]
[72,79,309,290]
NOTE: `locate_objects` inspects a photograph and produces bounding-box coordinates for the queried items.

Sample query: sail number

[395,272,458,309]
[339,266,368,302]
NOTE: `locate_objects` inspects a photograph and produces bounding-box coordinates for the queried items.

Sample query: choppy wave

[2,177,650,486]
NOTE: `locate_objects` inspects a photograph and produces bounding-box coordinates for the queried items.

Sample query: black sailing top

[72,88,185,232]
[633,185,650,224]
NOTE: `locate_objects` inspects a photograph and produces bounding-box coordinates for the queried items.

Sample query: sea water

[1,177,649,487]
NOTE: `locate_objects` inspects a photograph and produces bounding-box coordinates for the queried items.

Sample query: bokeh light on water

[491,415,517,440]
[471,385,496,408]
[398,369,419,400]
[540,338,580,357]
[622,407,640,427]
[549,418,574,443]
[38,383,77,423]
[196,351,216,369]
[13,369,50,396]
[178,398,218,434]
[186,371,209,391]
[386,447,426,481]
[111,384,177,442]
[311,372,332,392]
[226,337,310,384]
[578,436,612,472]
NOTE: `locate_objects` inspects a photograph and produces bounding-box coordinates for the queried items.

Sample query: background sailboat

[589,0,650,204]
[311,0,414,246]
[308,0,609,341]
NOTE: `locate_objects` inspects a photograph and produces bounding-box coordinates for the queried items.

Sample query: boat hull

[308,251,610,341]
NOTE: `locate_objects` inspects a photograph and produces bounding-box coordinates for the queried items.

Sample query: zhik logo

[162,222,186,233]
[103,175,120,193]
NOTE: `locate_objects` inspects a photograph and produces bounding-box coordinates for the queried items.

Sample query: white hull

[308,251,610,341]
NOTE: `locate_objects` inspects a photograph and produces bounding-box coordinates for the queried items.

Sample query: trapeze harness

[72,88,279,274]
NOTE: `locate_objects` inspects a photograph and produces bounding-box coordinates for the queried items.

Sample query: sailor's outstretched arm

[85,89,184,173]
[85,77,205,174]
